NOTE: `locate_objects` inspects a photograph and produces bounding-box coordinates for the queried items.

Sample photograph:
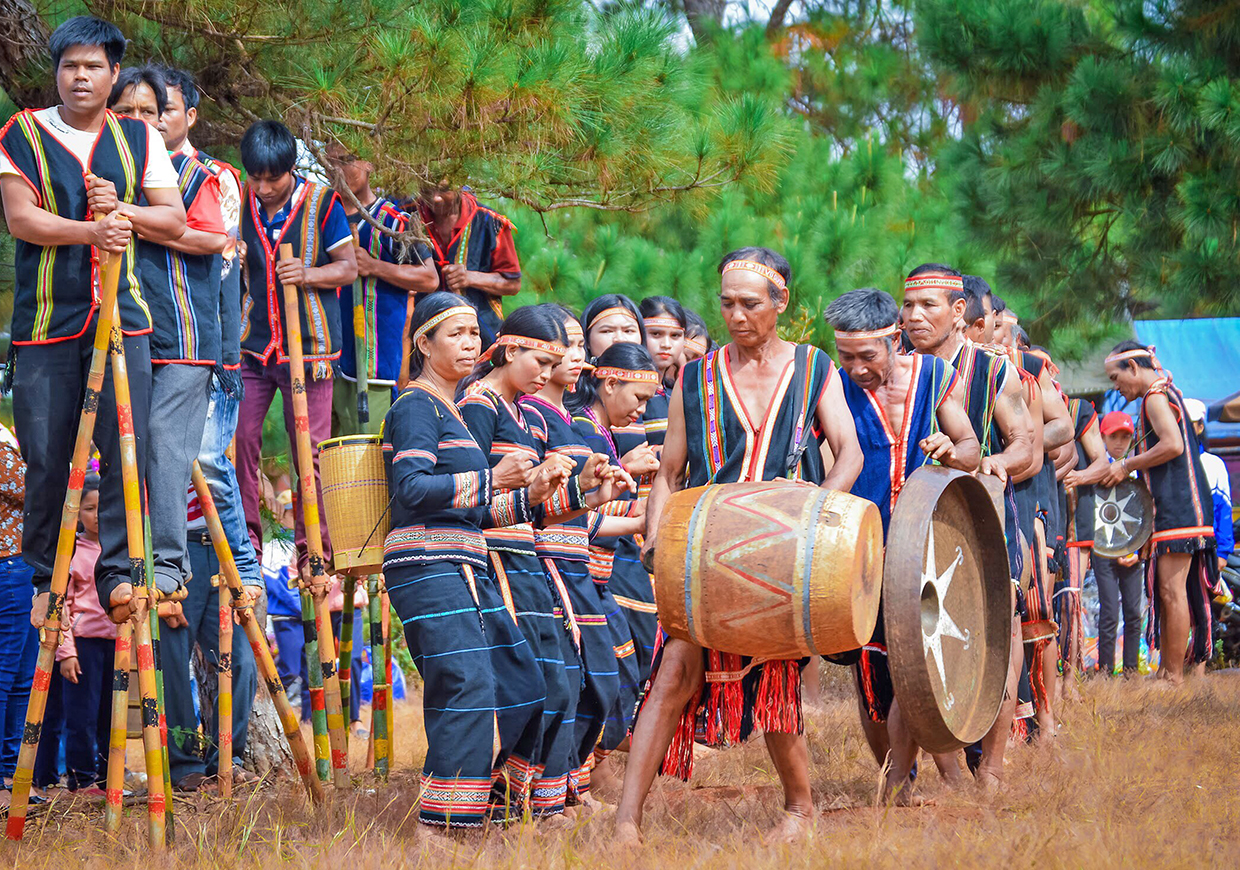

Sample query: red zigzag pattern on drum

[706,487,799,634]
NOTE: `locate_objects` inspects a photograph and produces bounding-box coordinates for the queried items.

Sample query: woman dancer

[382,292,554,829]
[458,305,614,819]
[521,305,637,806]
[568,343,662,748]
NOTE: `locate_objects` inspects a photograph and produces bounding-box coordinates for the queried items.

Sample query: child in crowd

[1095,412,1145,675]
[34,475,112,793]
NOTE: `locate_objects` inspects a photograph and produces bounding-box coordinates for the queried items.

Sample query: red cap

[1100,411,1134,436]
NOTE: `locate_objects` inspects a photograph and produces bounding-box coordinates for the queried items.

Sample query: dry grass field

[6,666,1237,869]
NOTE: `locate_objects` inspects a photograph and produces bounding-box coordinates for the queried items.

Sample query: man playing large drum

[614,247,864,844]
[826,288,980,803]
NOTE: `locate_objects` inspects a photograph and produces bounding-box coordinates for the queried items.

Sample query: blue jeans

[198,378,262,588]
[0,555,39,780]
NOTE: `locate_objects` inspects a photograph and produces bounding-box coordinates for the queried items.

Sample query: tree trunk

[191,592,294,780]
[0,0,53,108]
[681,0,727,45]
[765,0,797,38]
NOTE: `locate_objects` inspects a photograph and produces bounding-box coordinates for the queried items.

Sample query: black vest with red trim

[0,109,152,344]
[195,149,243,369]
[1139,378,1213,543]
[239,178,342,366]
[138,152,221,364]
[419,196,513,345]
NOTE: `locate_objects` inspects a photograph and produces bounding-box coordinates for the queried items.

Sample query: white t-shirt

[0,106,177,190]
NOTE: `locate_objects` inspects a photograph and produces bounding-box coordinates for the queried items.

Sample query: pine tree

[918,0,1240,348]
[0,0,784,216]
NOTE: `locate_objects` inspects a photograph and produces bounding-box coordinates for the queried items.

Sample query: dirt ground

[5,664,1237,868]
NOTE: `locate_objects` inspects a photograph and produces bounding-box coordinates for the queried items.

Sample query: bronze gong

[884,466,1010,754]
[1092,478,1154,559]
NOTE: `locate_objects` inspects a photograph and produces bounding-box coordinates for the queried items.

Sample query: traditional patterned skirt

[385,559,545,828]
[544,557,620,801]
[488,549,574,818]
[598,582,642,752]
[610,536,660,680]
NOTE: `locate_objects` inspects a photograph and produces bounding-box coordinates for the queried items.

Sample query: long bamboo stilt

[368,574,389,781]
[143,501,174,845]
[190,462,323,803]
[108,300,165,850]
[278,243,347,788]
[338,575,356,741]
[217,572,233,799]
[6,213,127,841]
[299,587,328,782]
[103,624,133,832]
[382,586,394,763]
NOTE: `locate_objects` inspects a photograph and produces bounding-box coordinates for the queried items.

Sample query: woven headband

[587,306,640,332]
[904,274,964,294]
[1001,312,1019,323]
[684,335,708,355]
[564,321,584,340]
[1105,346,1158,366]
[722,259,787,292]
[643,316,683,331]
[593,367,661,385]
[479,334,567,363]
[413,305,476,343]
[834,323,900,341]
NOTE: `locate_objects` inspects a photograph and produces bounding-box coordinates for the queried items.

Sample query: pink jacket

[59,536,115,661]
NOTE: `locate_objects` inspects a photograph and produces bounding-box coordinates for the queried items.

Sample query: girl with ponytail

[568,342,662,762]
[520,305,637,806]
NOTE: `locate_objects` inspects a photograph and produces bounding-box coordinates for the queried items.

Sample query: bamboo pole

[338,575,356,740]
[369,574,389,780]
[7,212,126,841]
[278,243,348,788]
[108,297,166,850]
[382,586,394,763]
[351,227,370,427]
[191,462,323,803]
[216,572,233,799]
[103,624,132,832]
[143,503,174,845]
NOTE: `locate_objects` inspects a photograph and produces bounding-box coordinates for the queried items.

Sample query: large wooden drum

[653,481,884,659]
[319,435,389,574]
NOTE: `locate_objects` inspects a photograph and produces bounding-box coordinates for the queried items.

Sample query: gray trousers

[1095,556,1144,673]
[147,364,211,592]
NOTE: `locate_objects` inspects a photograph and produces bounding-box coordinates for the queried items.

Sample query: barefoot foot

[614,819,643,848]
[763,811,814,845]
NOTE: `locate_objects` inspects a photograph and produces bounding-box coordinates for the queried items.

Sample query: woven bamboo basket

[319,435,390,574]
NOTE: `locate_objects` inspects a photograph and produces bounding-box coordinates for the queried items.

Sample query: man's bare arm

[987,371,1034,483]
[1038,367,1073,451]
[932,380,981,472]
[816,372,863,492]
[642,378,688,558]
[2,176,112,248]
[1124,392,1183,471]
[1064,417,1109,488]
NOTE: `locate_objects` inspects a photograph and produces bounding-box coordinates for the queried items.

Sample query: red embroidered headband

[587,307,640,332]
[643,316,683,331]
[904,274,964,294]
[593,367,661,385]
[479,334,567,363]
[834,323,900,341]
[722,259,787,292]
[413,305,476,343]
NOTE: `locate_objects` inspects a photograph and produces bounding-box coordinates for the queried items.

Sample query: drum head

[884,467,1009,754]
[1092,479,1154,558]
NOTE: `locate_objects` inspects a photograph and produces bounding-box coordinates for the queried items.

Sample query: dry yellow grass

[7,667,1238,869]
